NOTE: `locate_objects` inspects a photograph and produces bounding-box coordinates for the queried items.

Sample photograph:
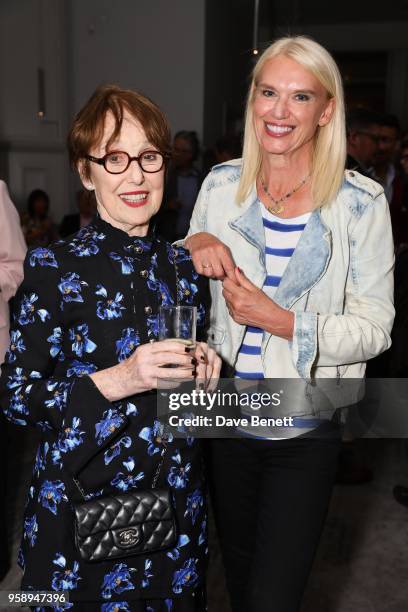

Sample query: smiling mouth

[119,192,148,207]
[265,123,295,136]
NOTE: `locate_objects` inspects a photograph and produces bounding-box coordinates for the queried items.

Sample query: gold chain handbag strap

[172,247,180,307]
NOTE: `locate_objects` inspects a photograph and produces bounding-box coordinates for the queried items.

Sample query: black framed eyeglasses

[86,150,168,174]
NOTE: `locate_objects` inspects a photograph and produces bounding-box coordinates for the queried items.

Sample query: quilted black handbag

[72,440,177,563]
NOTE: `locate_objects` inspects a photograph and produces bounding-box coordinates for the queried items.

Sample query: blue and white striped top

[234,203,319,439]
[235,206,311,380]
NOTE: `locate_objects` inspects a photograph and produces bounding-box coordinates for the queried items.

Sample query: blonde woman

[184,36,394,611]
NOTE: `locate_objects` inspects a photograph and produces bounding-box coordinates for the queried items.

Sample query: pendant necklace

[260,173,311,215]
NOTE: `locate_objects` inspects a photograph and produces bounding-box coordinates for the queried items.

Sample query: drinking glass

[158,305,197,350]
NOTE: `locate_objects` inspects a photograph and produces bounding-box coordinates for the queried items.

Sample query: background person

[59,189,96,238]
[0,179,26,581]
[21,189,58,247]
[372,114,407,250]
[156,131,202,242]
[0,84,220,611]
[346,107,382,177]
[183,36,395,612]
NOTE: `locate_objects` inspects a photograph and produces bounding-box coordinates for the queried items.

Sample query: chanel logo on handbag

[118,528,141,548]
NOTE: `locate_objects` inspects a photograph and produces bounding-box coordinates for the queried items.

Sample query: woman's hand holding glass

[90,339,198,402]
[90,339,221,401]
[185,232,236,280]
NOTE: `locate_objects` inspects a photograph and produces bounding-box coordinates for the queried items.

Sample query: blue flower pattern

[51,417,85,467]
[47,327,64,360]
[96,284,126,320]
[115,328,140,361]
[184,489,204,525]
[58,272,88,308]
[51,553,81,591]
[101,563,136,599]
[104,435,132,466]
[29,247,58,268]
[172,558,199,594]
[69,323,97,357]
[139,420,173,456]
[0,221,207,602]
[110,456,145,491]
[167,450,191,489]
[6,330,26,362]
[23,514,38,547]
[95,409,125,446]
[38,480,68,515]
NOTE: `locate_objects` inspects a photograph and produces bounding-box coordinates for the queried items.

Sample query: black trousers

[207,428,341,612]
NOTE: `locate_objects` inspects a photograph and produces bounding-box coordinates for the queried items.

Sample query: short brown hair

[68,84,171,180]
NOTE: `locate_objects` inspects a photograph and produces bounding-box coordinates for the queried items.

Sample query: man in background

[59,189,96,238]
[372,114,407,250]
[346,108,382,177]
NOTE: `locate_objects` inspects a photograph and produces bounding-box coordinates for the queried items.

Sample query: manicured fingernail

[185,346,192,353]
[200,355,206,362]
[191,358,197,365]
[237,266,243,274]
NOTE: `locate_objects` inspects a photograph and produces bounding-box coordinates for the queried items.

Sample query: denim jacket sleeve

[185,172,212,236]
[291,190,395,375]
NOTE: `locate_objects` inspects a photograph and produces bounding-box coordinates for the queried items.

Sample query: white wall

[68,0,206,139]
[0,0,206,220]
[0,0,70,217]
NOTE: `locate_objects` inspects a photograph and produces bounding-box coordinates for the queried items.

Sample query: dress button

[134,246,143,254]
[349,171,355,177]
[140,269,148,278]
[144,306,152,315]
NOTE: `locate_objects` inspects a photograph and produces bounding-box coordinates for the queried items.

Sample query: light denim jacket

[186,159,395,393]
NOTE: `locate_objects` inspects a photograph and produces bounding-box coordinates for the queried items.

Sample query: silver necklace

[260,173,310,215]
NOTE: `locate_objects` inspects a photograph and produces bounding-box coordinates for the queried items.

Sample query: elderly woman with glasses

[0,84,220,611]
[183,37,394,611]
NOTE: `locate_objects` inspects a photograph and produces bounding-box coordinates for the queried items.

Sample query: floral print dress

[0,217,208,608]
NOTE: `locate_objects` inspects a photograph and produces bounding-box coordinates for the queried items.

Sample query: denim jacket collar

[229,188,266,266]
[229,190,332,309]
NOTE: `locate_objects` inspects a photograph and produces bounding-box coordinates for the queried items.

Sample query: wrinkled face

[252,55,334,160]
[79,111,164,236]
[375,126,399,166]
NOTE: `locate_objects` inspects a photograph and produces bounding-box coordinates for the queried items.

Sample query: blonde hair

[237,36,346,207]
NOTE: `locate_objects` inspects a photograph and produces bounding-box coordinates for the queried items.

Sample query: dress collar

[85,214,156,254]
